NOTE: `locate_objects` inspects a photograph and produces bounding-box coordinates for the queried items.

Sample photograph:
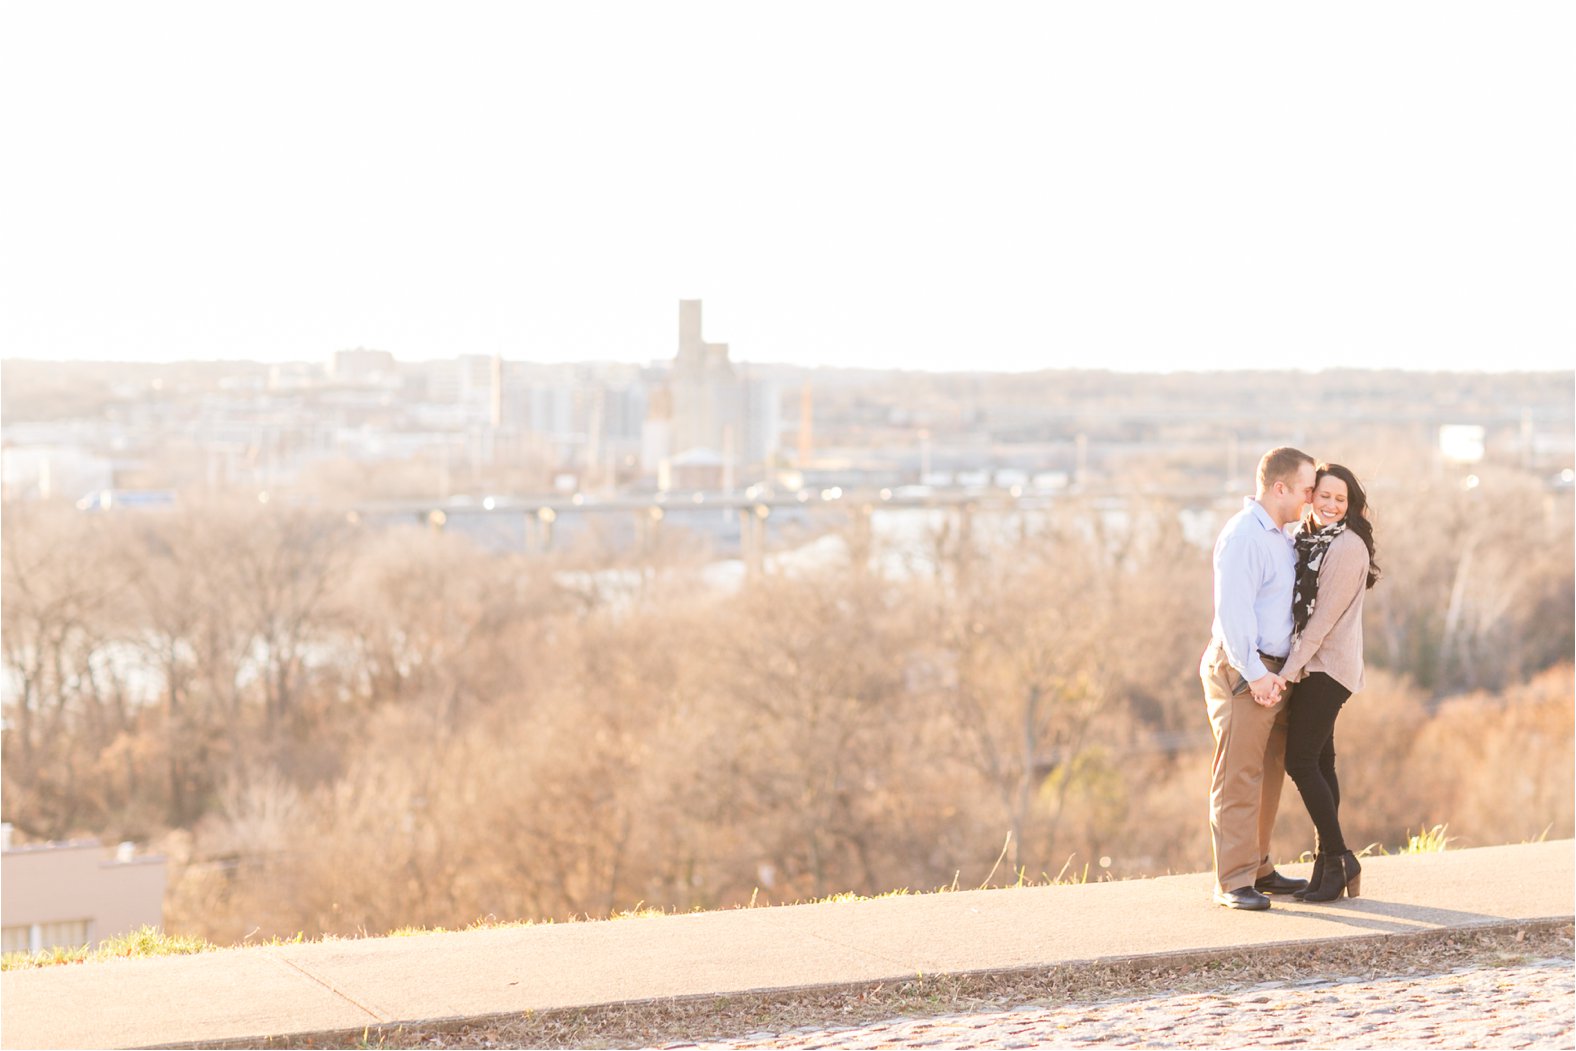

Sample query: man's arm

[1213,534,1269,685]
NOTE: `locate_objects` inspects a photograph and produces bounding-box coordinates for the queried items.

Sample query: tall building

[669,299,741,458]
[641,385,674,474]
[643,300,783,487]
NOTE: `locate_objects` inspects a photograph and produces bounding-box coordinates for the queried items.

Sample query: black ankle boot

[1293,854,1326,900]
[1301,850,1361,902]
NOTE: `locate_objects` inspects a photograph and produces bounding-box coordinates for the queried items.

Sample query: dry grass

[210,921,1572,1050]
[3,866,1090,974]
[0,926,216,972]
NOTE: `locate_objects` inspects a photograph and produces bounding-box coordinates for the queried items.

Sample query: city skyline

[3,4,1570,374]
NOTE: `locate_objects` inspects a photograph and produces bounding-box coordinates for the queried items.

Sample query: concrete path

[2,840,1571,1050]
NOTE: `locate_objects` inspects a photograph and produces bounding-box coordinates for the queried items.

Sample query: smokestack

[798,381,814,465]
[678,300,703,367]
[490,353,503,429]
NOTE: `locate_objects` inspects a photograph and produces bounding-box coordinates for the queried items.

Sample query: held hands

[1249,673,1287,707]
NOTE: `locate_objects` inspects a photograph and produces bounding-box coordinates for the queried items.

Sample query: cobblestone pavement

[665,956,1574,1049]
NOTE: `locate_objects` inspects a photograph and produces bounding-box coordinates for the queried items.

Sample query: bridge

[348,483,1245,565]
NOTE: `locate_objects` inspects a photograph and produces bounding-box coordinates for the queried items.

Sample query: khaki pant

[1201,640,1291,893]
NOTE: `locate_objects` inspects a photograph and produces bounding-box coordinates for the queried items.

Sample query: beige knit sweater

[1280,528,1369,694]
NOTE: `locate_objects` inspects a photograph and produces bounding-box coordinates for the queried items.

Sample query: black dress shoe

[1254,870,1310,895]
[1213,886,1271,910]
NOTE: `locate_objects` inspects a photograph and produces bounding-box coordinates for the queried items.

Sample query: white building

[0,445,115,502]
[1,826,166,954]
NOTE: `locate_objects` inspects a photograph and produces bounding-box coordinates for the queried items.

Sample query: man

[1202,446,1317,910]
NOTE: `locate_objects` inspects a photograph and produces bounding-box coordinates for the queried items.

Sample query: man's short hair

[1257,446,1314,493]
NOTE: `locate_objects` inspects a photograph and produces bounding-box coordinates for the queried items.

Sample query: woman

[1278,462,1380,903]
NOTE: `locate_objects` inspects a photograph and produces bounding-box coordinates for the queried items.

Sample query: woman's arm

[1281,532,1368,682]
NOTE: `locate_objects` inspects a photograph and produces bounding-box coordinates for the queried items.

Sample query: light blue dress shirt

[1210,497,1296,683]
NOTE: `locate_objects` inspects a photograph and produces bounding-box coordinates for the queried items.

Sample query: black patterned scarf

[1293,520,1348,635]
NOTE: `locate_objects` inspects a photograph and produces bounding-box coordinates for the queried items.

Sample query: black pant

[1285,671,1351,856]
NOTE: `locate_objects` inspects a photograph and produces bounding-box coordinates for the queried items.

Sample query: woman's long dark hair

[1301,462,1380,589]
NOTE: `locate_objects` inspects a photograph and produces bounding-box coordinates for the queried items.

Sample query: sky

[2,2,1571,374]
